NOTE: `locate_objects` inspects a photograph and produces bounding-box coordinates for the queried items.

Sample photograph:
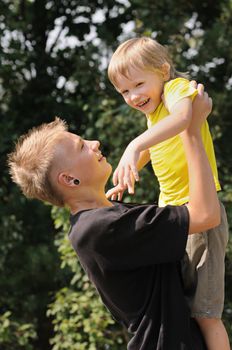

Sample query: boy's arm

[181,85,220,233]
[130,97,192,153]
[137,149,150,171]
[114,97,192,192]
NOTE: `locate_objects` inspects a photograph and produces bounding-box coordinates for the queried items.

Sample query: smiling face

[116,66,165,115]
[53,132,112,191]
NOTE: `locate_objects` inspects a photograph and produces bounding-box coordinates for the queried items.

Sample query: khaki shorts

[184,201,229,319]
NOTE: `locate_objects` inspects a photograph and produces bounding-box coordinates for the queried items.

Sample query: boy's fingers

[197,83,204,96]
[190,80,197,88]
[208,97,213,111]
[128,181,135,195]
[204,92,212,109]
[117,168,125,188]
[113,169,119,186]
[118,190,124,201]
[130,165,139,182]
[203,91,209,101]
[127,183,134,194]
[124,167,134,194]
[106,187,116,199]
[118,178,124,189]
[106,185,125,200]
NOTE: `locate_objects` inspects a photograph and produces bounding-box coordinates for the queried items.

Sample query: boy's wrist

[181,129,202,143]
[128,139,143,153]
[186,129,201,137]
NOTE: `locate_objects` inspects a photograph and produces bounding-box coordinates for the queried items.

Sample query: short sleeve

[71,203,189,270]
[164,78,198,111]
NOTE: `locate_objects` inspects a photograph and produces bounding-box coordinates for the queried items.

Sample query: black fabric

[69,201,206,350]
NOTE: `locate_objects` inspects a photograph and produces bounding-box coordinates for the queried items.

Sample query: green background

[0,0,231,348]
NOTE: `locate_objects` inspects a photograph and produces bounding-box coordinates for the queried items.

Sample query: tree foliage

[0,311,37,350]
[1,0,231,348]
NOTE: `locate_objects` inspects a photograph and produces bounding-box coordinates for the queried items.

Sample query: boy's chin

[147,104,159,114]
[106,163,113,177]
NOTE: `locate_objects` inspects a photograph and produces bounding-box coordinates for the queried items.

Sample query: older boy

[8,88,219,349]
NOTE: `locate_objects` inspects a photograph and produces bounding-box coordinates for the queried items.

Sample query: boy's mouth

[96,152,104,161]
[137,98,150,108]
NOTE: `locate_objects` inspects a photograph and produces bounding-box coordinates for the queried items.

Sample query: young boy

[107,37,230,350]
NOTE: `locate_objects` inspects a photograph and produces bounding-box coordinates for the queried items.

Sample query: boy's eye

[136,82,144,87]
[122,90,128,95]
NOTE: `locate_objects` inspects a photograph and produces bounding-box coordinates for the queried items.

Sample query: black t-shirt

[69,202,206,350]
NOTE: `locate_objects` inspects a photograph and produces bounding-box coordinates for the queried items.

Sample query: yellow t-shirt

[147,77,221,207]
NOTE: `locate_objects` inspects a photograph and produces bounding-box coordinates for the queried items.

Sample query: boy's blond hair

[8,117,67,207]
[108,36,187,87]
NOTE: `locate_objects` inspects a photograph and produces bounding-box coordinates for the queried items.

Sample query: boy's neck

[69,195,113,215]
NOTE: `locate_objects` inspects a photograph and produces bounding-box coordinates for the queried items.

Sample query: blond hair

[8,117,67,207]
[108,36,188,87]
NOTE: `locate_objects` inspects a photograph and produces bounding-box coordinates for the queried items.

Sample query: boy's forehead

[58,132,82,151]
[53,133,82,163]
[116,68,141,85]
[124,66,143,78]
[115,67,149,90]
[64,131,81,142]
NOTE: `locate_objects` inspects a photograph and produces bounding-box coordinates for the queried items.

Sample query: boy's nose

[90,140,100,151]
[130,93,140,103]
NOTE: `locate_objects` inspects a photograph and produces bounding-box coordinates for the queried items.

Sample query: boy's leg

[185,202,230,350]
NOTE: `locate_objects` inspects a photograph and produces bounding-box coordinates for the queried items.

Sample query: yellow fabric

[147,78,221,207]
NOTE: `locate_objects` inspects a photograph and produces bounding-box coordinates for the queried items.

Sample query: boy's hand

[106,174,135,200]
[106,184,126,201]
[113,142,140,194]
[188,81,212,132]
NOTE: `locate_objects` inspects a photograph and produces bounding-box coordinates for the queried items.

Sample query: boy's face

[54,132,112,188]
[115,66,165,114]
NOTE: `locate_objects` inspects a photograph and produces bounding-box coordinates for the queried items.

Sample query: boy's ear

[161,62,170,81]
[58,173,76,187]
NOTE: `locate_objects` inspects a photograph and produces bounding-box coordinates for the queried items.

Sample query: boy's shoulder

[164,77,190,95]
[69,202,135,238]
[163,77,197,111]
[69,201,157,232]
[68,201,157,255]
